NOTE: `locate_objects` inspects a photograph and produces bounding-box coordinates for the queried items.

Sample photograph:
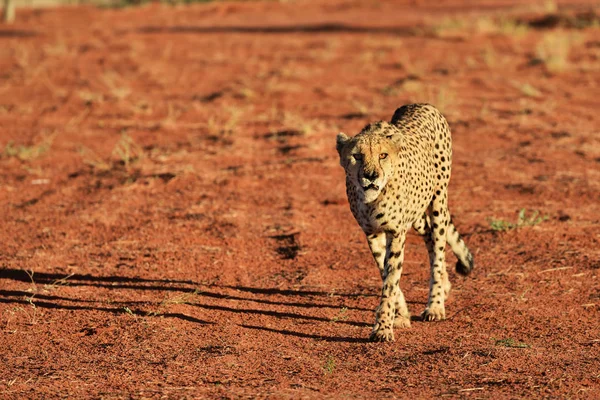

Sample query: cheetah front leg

[370,228,408,342]
[422,197,451,321]
[368,232,411,330]
[367,232,386,280]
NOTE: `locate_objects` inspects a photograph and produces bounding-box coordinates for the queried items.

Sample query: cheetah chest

[348,171,435,235]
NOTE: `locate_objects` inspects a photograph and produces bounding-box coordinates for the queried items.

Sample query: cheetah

[336,103,474,342]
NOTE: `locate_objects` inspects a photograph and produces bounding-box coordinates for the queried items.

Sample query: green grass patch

[330,307,348,322]
[322,355,336,375]
[489,209,548,232]
[494,338,530,348]
[3,137,54,161]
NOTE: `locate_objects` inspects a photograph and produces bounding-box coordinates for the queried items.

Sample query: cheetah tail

[446,221,474,276]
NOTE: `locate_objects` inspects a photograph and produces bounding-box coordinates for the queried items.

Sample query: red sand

[1,0,599,397]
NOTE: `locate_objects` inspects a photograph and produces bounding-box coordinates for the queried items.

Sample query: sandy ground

[1,0,599,398]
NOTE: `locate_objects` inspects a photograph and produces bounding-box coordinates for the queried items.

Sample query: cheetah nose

[364,170,378,181]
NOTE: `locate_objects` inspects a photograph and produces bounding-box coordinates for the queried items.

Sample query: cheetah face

[336,131,397,204]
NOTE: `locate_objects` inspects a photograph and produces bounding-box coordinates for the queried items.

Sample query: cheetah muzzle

[336,103,475,342]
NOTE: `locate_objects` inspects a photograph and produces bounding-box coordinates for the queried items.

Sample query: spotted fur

[336,103,474,342]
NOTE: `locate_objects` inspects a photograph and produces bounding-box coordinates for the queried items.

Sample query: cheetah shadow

[0,268,382,342]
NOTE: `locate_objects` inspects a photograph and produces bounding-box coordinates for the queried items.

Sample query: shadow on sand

[136,23,462,42]
[0,267,381,341]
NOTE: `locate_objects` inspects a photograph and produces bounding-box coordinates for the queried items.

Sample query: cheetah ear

[336,132,350,156]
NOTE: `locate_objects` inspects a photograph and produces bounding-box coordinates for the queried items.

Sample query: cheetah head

[336,123,398,204]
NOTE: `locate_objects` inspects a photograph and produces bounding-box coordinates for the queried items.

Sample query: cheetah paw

[369,325,395,342]
[421,304,446,322]
[393,315,411,329]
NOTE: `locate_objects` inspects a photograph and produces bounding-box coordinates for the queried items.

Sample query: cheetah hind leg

[413,212,451,301]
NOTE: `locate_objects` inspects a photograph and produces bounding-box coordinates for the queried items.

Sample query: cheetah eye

[379,153,388,160]
[352,153,363,161]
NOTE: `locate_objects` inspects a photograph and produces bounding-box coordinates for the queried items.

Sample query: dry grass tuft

[534,31,582,73]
